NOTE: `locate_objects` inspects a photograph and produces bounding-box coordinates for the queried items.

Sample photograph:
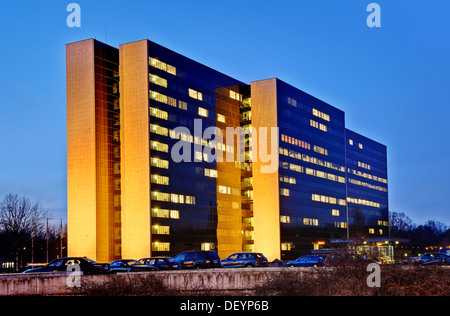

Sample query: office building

[66,39,389,262]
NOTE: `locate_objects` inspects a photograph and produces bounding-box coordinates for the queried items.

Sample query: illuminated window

[229,90,242,101]
[150,124,168,137]
[151,141,169,153]
[149,57,177,76]
[198,107,208,117]
[281,243,293,251]
[217,114,226,123]
[218,185,231,194]
[170,210,180,219]
[349,139,354,145]
[152,225,170,235]
[303,218,319,226]
[151,191,170,202]
[189,88,203,101]
[280,188,290,196]
[201,242,215,251]
[204,168,218,178]
[151,174,169,185]
[150,107,168,120]
[369,228,375,234]
[152,242,170,252]
[280,215,291,223]
[178,100,187,110]
[335,222,347,229]
[151,157,169,169]
[313,145,328,156]
[312,108,330,121]
[359,143,363,149]
[332,209,340,216]
[149,74,167,88]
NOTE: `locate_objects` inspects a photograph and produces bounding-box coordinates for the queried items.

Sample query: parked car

[421,255,450,267]
[22,257,109,275]
[172,250,222,269]
[139,257,180,270]
[439,248,450,256]
[286,255,324,267]
[416,253,448,265]
[109,259,158,273]
[324,253,371,267]
[221,252,269,268]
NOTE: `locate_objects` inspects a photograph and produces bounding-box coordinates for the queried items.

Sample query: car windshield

[126,260,141,265]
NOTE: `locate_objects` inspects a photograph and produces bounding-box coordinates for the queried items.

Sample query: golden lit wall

[250,79,281,261]
[119,40,152,259]
[215,86,243,259]
[66,40,98,260]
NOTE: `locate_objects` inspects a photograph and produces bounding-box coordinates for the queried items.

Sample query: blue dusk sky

[0,1,449,226]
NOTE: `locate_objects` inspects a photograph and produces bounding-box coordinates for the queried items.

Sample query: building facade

[66,39,389,262]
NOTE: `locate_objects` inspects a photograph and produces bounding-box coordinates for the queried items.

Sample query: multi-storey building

[66,39,389,262]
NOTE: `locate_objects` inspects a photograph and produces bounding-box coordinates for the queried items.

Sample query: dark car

[439,248,450,256]
[324,253,370,267]
[286,255,324,267]
[221,252,268,268]
[22,257,109,275]
[417,253,448,265]
[421,255,450,267]
[139,257,180,270]
[416,253,448,265]
[173,250,222,269]
[109,259,158,273]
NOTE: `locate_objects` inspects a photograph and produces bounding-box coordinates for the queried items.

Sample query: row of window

[312,108,330,122]
[312,194,347,206]
[348,178,388,193]
[346,197,381,208]
[348,168,388,184]
[279,146,345,173]
[151,191,196,204]
[358,161,371,170]
[281,134,311,150]
[280,215,319,226]
[280,162,345,184]
[151,208,180,219]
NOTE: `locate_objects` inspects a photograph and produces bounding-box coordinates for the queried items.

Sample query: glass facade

[67,39,389,262]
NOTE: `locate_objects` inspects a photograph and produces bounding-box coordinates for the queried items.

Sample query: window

[359,143,363,149]
[149,74,167,88]
[349,139,354,145]
[151,141,169,153]
[152,225,170,235]
[152,242,170,252]
[150,107,168,120]
[178,100,187,110]
[280,215,291,223]
[280,188,290,196]
[217,114,226,123]
[312,108,330,121]
[229,90,243,101]
[151,157,169,169]
[150,124,168,137]
[332,209,340,216]
[281,243,293,251]
[151,191,170,202]
[149,57,177,76]
[369,228,375,234]
[303,218,319,226]
[198,107,208,117]
[151,174,169,185]
[313,145,328,156]
[204,168,218,178]
[189,88,203,101]
[218,185,231,194]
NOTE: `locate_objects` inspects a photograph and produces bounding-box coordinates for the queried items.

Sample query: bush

[255,265,450,296]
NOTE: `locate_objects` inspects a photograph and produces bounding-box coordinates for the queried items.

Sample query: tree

[389,212,416,236]
[0,194,49,270]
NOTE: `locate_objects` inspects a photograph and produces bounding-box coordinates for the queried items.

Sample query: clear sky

[0,0,449,226]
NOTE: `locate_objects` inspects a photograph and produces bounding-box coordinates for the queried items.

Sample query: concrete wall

[0,268,302,296]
